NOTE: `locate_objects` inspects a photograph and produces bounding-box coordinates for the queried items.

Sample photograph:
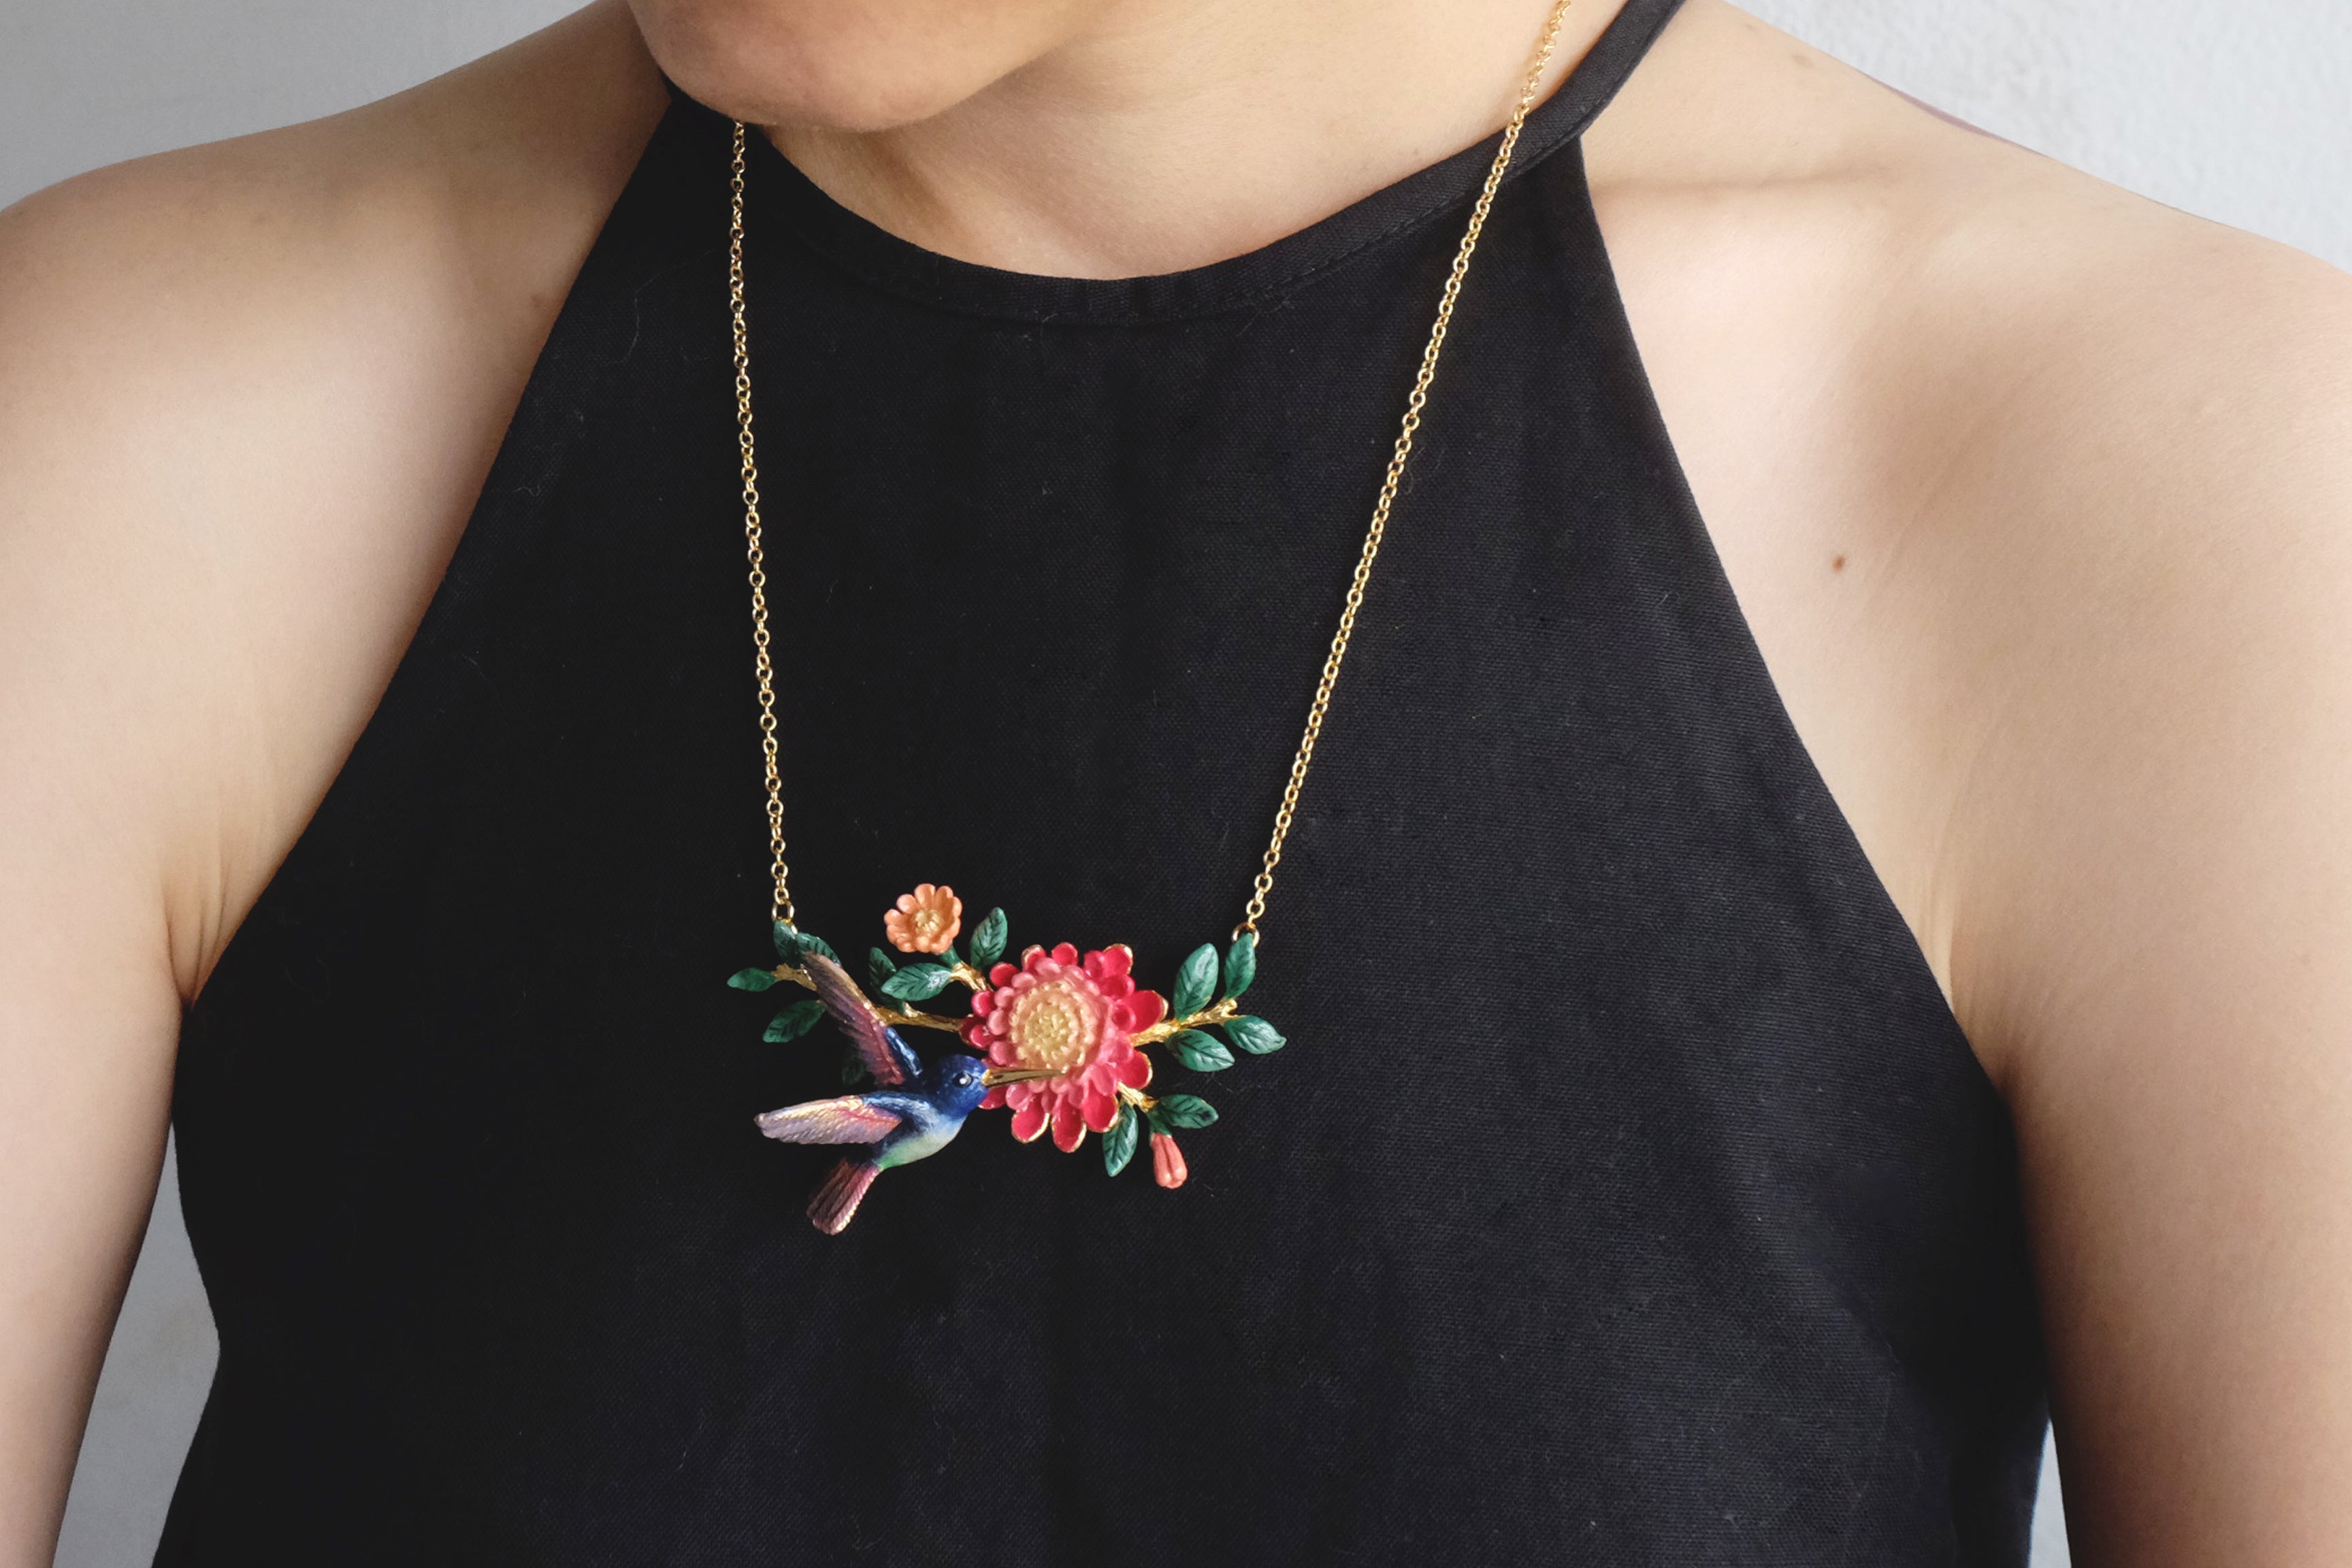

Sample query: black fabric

[163,1,2047,1560]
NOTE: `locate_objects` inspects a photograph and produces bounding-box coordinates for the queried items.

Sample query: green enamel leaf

[867,947,899,990]
[1102,1107,1139,1177]
[798,932,840,965]
[842,1054,869,1085]
[763,998,827,1043]
[772,921,799,960]
[1169,1028,1233,1073]
[1222,932,1258,1000]
[1152,1093,1218,1130]
[728,967,780,992]
[1172,943,1220,1017]
[880,964,952,1002]
[970,906,1009,968]
[1225,1015,1286,1055]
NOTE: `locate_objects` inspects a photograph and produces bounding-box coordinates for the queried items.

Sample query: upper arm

[1594,14,2352,1554]
[0,167,207,1565]
[1953,237,2352,1566]
[0,10,661,1554]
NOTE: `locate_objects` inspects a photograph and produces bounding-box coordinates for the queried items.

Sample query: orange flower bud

[1151,1130,1188,1190]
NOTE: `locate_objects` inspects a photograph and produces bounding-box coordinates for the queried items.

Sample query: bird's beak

[981,1066,1060,1088]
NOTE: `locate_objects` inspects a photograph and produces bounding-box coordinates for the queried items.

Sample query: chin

[630,0,1096,131]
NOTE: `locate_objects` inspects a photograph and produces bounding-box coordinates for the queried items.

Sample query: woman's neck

[765,0,1622,278]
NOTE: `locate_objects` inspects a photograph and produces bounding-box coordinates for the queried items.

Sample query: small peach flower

[883,883,962,953]
[1151,1130,1188,1190]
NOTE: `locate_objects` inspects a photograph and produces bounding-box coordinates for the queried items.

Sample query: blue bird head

[926,1051,993,1117]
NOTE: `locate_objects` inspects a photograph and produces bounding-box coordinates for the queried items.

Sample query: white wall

[12,1,2347,1563]
[0,0,580,207]
[1744,0,2349,271]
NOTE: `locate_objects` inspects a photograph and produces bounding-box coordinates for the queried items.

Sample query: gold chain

[728,0,1575,942]
[1239,0,1573,938]
[730,122,792,927]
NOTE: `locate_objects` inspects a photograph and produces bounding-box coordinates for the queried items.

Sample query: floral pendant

[729,885,1281,1232]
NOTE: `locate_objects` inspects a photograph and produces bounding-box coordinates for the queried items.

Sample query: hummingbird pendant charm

[730,885,1281,1232]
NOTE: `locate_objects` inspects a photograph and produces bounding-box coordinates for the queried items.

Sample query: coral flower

[883,883,962,953]
[968,943,1164,1152]
[1151,1131,1188,1190]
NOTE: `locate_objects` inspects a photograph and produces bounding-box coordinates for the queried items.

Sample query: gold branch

[764,956,1235,1054]
[887,1010,970,1034]
[766,963,968,1034]
[1131,996,1239,1047]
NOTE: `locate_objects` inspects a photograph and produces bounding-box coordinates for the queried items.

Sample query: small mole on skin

[1832,554,1847,572]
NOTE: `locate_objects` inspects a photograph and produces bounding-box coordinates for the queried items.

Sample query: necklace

[729,0,1577,1233]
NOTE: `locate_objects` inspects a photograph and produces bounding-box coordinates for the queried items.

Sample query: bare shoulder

[6,0,657,278]
[1,1,660,429]
[0,10,662,1537]
[1587,0,2352,1047]
[0,1,664,993]
[1595,8,2352,1554]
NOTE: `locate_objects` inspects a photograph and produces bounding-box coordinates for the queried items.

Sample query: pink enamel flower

[968,943,1163,1152]
[883,883,962,954]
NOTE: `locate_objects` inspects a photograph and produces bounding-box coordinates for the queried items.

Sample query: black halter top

[164,1,2049,1560]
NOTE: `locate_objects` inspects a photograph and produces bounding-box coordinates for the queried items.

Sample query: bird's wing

[802,950,919,1086]
[755,1094,904,1144]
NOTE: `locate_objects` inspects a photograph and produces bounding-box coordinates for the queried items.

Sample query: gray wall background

[9,1,2347,1563]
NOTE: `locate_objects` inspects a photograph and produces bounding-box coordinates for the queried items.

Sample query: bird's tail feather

[808,1158,879,1235]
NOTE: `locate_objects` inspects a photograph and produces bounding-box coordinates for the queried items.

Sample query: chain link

[730,122,793,928]
[728,0,1575,944]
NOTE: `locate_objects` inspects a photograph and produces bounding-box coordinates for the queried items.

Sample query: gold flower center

[1008,980,1099,1076]
[914,911,941,935]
